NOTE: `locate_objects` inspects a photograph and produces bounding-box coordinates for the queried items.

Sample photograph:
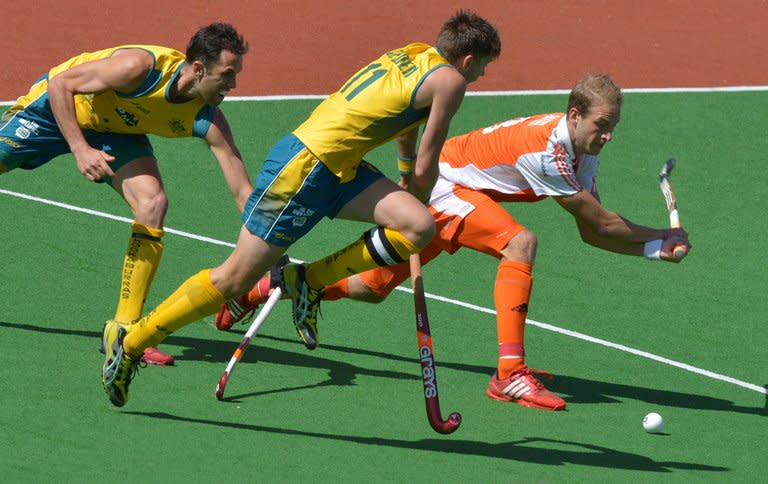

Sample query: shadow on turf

[219,333,768,416]
[542,374,768,417]
[2,320,765,416]
[124,411,727,472]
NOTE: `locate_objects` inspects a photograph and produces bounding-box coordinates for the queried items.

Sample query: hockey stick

[658,158,686,259]
[215,286,282,400]
[410,254,462,434]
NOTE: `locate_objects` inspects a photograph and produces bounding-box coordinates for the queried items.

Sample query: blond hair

[567,73,623,114]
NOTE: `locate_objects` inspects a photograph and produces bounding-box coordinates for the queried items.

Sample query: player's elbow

[576,220,602,244]
[47,75,70,97]
[588,223,614,240]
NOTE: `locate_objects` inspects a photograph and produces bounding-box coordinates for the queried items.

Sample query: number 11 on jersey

[341,63,386,101]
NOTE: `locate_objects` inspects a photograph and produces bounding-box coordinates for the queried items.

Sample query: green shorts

[1,109,154,185]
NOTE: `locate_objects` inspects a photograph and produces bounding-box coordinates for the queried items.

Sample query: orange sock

[322,278,350,301]
[494,260,533,379]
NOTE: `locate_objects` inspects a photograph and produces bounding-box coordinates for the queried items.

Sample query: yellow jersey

[10,45,213,138]
[293,43,451,182]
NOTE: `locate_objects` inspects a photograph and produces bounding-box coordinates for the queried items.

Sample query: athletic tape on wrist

[643,239,663,260]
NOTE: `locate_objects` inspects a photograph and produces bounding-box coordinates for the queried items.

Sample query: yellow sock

[124,269,225,356]
[305,227,418,288]
[113,222,164,323]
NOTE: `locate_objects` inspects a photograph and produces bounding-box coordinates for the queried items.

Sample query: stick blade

[215,373,228,400]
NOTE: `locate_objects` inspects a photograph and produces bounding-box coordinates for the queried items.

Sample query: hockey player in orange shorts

[216,73,691,411]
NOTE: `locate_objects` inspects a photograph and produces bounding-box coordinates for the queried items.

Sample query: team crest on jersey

[115,107,138,127]
[168,119,187,134]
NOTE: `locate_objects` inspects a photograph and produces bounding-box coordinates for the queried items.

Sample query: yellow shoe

[101,320,141,407]
[282,263,322,350]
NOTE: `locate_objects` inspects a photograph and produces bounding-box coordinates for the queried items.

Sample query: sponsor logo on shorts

[0,136,21,148]
[16,118,40,139]
[293,207,315,217]
[274,232,297,243]
[291,207,315,226]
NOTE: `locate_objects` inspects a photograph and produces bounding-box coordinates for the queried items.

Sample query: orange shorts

[359,185,526,298]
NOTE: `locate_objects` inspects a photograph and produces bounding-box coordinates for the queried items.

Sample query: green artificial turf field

[1,92,766,482]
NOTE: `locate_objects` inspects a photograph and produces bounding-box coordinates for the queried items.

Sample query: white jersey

[430,113,599,215]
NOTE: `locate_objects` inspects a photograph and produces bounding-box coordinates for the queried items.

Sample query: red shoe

[214,257,289,331]
[486,366,566,411]
[215,294,258,331]
[142,347,175,366]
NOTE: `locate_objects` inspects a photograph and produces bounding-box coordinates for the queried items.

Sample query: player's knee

[135,191,169,224]
[210,265,260,299]
[501,229,537,263]
[408,212,436,249]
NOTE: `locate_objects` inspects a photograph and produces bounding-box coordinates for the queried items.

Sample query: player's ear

[460,54,474,70]
[567,107,581,123]
[192,60,206,80]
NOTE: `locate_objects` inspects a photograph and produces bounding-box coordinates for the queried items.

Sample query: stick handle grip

[668,210,686,259]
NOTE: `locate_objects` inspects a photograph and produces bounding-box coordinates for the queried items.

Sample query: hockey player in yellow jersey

[1,23,252,365]
[102,10,500,406]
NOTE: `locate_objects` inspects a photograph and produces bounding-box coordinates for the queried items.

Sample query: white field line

[2,187,766,396]
[3,85,768,105]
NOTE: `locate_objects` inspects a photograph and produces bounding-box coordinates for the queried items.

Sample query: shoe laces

[511,366,555,389]
[106,347,143,385]
[131,357,147,381]
[294,272,323,327]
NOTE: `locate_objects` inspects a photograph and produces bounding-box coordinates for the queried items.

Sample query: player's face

[571,101,621,156]
[198,50,243,106]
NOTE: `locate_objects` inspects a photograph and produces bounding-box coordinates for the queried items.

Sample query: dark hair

[568,73,623,114]
[435,10,501,63]
[186,23,248,67]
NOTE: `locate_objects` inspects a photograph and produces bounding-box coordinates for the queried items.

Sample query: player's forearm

[47,77,89,153]
[218,157,253,212]
[396,129,418,160]
[410,137,444,201]
[207,114,253,212]
[584,212,666,243]
[579,228,644,256]
[410,162,438,202]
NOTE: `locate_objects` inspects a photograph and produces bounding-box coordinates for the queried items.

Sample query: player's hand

[398,174,411,190]
[660,231,691,262]
[74,146,116,182]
